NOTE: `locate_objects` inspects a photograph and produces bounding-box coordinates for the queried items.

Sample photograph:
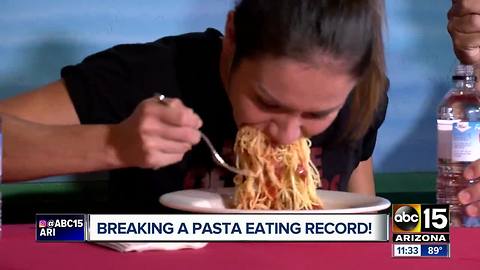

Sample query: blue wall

[378,0,456,172]
[0,0,457,176]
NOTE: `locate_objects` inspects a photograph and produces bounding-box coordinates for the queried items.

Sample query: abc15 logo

[392,204,450,233]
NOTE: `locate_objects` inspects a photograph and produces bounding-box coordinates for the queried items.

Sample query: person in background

[0,0,388,213]
[448,0,480,217]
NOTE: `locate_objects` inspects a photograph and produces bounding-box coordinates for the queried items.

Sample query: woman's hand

[460,160,480,216]
[109,96,202,169]
[448,0,480,65]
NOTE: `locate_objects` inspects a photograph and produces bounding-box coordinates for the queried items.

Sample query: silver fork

[154,93,253,177]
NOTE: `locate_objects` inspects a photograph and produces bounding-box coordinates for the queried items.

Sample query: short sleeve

[358,85,389,161]
[61,40,178,124]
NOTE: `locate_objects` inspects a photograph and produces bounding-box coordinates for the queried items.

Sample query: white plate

[159,187,391,213]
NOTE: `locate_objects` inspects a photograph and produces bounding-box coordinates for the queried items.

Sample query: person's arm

[0,81,202,182]
[0,80,80,125]
[0,80,97,181]
[447,0,480,217]
[2,113,117,181]
[347,158,375,196]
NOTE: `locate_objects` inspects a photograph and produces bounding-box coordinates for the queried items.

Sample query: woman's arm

[0,81,202,182]
[2,114,117,181]
[0,80,110,181]
[0,81,119,181]
[347,157,375,196]
[0,80,80,125]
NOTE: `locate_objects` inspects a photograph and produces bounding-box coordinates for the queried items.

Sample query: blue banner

[420,244,449,257]
[36,214,86,242]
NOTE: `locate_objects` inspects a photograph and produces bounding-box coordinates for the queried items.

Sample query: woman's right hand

[109,96,202,169]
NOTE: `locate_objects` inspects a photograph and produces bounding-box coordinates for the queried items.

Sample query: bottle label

[452,121,480,162]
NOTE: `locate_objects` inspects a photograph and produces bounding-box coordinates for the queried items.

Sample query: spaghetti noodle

[233,126,323,210]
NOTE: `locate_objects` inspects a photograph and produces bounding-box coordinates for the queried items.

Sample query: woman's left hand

[460,160,480,216]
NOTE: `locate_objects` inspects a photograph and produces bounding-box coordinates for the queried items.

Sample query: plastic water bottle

[437,64,480,227]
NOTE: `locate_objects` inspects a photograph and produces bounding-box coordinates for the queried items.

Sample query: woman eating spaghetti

[0,0,388,212]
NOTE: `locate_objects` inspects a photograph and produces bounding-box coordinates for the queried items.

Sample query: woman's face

[226,55,356,145]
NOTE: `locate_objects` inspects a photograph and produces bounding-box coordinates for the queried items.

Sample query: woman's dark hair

[233,0,387,141]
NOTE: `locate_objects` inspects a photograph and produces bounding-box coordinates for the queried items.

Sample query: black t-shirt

[61,28,388,213]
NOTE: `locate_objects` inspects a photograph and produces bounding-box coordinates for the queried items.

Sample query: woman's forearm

[2,114,119,182]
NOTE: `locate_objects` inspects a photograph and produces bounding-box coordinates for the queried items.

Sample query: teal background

[0,0,456,177]
[0,0,451,223]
